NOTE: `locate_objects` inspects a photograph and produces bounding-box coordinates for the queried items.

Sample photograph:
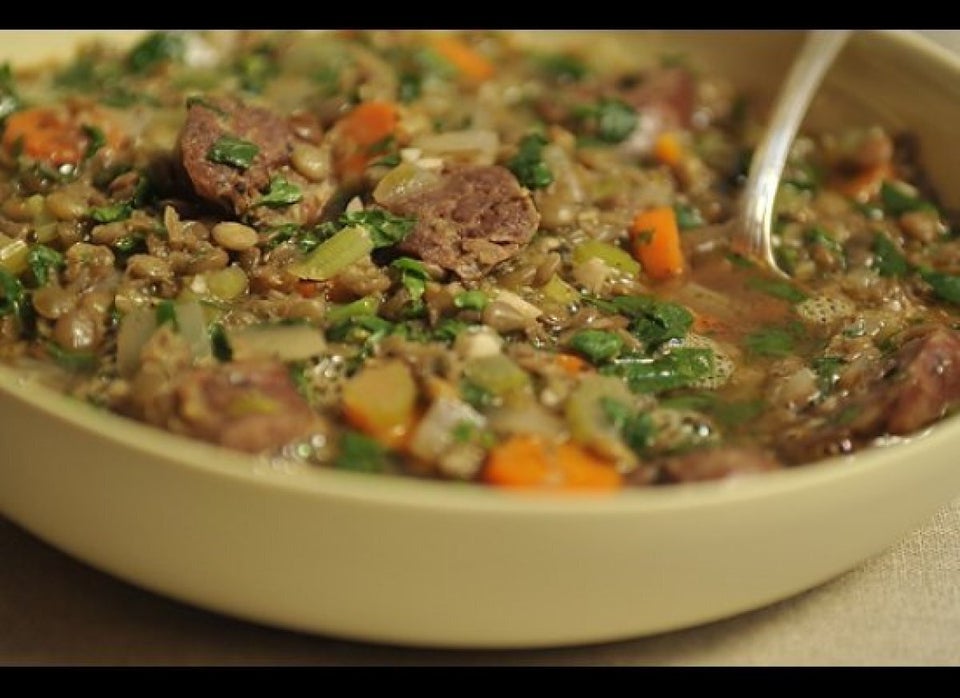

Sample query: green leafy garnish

[744,326,796,357]
[185,95,227,116]
[600,348,714,394]
[805,225,845,262]
[127,31,185,74]
[206,135,260,170]
[812,356,846,393]
[397,72,422,103]
[453,290,488,311]
[674,203,704,230]
[431,318,471,343]
[920,268,960,305]
[746,275,808,303]
[26,245,64,287]
[582,295,693,349]
[334,430,390,473]
[235,45,278,93]
[209,323,233,362]
[461,380,497,410]
[0,63,21,123]
[81,124,106,161]
[577,98,638,144]
[391,256,429,317]
[600,397,656,455]
[338,209,416,248]
[569,329,623,364]
[880,180,936,216]
[0,268,24,318]
[538,52,588,82]
[872,233,909,278]
[508,133,554,190]
[44,341,97,372]
[89,201,133,223]
[257,176,303,208]
[155,299,178,329]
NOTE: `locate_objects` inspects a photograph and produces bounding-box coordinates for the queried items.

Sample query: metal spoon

[734,30,852,275]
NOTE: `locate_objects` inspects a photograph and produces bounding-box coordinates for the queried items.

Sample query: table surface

[4,29,960,667]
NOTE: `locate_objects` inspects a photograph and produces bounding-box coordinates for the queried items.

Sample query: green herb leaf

[744,326,796,357]
[600,397,656,455]
[880,180,937,216]
[206,135,260,170]
[155,299,178,329]
[209,323,233,362]
[569,329,623,364]
[812,356,846,393]
[453,290,488,311]
[81,124,106,161]
[89,201,133,223]
[185,95,228,116]
[920,268,960,305]
[600,348,714,394]
[334,429,390,473]
[339,209,416,248]
[674,203,704,230]
[235,46,278,93]
[0,63,22,123]
[391,256,429,316]
[461,380,496,410]
[257,176,303,208]
[538,52,588,82]
[746,275,808,303]
[26,245,64,287]
[578,98,638,144]
[0,268,23,318]
[127,32,185,74]
[872,233,909,278]
[397,72,422,103]
[44,341,97,372]
[508,133,554,190]
[432,318,471,343]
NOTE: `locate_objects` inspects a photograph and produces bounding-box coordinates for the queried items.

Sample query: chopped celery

[288,225,373,281]
[462,354,530,397]
[572,239,640,276]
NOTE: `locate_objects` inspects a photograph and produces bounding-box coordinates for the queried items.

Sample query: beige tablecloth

[2,499,958,666]
[3,29,960,667]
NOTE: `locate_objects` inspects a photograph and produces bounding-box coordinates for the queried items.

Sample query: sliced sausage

[777,327,960,463]
[178,96,332,226]
[169,360,326,453]
[384,165,540,280]
[658,446,782,484]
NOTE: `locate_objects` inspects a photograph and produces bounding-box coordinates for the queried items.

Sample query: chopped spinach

[26,245,64,287]
[880,180,937,216]
[872,233,909,278]
[582,294,693,349]
[0,63,21,123]
[391,256,429,317]
[127,32,185,74]
[453,290,488,311]
[89,201,133,224]
[746,275,808,303]
[508,133,554,190]
[600,397,655,455]
[334,429,390,473]
[256,176,303,208]
[920,268,960,305]
[206,135,260,170]
[600,347,714,394]
[569,329,623,364]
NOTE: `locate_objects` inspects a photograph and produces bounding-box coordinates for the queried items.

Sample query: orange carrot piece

[338,100,398,147]
[295,279,321,299]
[835,162,894,202]
[554,353,589,376]
[334,100,399,179]
[653,131,684,167]
[2,107,85,166]
[630,206,686,281]
[483,435,622,490]
[431,35,495,83]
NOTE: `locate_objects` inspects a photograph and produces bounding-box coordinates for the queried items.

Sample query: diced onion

[116,307,158,378]
[226,323,327,362]
[408,397,486,463]
[412,128,500,166]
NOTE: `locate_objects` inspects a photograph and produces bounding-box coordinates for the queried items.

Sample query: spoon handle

[737,30,852,274]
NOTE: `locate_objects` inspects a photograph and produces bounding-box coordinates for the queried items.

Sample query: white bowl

[2,29,960,649]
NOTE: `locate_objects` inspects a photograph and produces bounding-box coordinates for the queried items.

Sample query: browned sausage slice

[384,165,540,280]
[171,360,325,453]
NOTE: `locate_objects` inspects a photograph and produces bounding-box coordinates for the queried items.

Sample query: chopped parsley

[337,209,416,249]
[508,133,554,190]
[872,233,909,278]
[334,430,390,473]
[206,135,260,170]
[26,245,65,287]
[127,31,185,74]
[256,176,303,208]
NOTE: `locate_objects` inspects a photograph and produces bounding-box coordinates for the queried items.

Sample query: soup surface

[2,30,959,488]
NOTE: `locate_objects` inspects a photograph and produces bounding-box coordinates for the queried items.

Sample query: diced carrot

[554,353,589,376]
[342,360,418,449]
[431,35,495,83]
[483,434,623,490]
[653,131,684,167]
[295,279,321,298]
[835,161,894,201]
[630,205,686,281]
[2,107,85,166]
[333,100,399,180]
